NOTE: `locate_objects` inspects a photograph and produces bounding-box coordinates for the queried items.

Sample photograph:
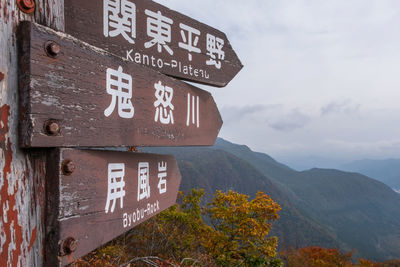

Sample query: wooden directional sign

[45,148,181,266]
[64,0,242,87]
[18,22,222,148]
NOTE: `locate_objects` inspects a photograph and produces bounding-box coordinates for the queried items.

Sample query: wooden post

[0,1,64,266]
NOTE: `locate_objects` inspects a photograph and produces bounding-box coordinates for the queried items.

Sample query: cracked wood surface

[0,1,63,266]
[65,0,242,87]
[46,148,181,267]
[18,22,222,148]
[0,0,64,267]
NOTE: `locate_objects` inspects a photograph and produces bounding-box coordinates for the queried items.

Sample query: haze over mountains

[278,156,400,192]
[340,159,400,191]
[145,138,400,261]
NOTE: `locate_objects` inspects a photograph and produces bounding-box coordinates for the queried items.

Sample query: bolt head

[49,43,60,55]
[45,121,60,135]
[45,42,60,58]
[62,237,77,255]
[62,160,75,175]
[17,0,35,14]
[22,0,35,9]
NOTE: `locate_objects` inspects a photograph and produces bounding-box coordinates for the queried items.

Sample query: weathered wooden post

[0,1,64,266]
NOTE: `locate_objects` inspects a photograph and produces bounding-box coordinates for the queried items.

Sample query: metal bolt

[46,42,60,58]
[0,72,4,82]
[62,160,75,175]
[45,121,60,135]
[17,0,35,14]
[62,237,77,255]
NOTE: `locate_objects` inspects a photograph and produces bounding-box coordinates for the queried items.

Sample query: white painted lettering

[126,49,133,61]
[104,66,134,119]
[157,58,163,68]
[154,81,174,125]
[123,213,128,228]
[105,163,126,213]
[104,0,136,44]
[138,162,150,201]
[134,52,141,63]
[144,9,174,55]
[186,93,200,128]
[143,54,149,65]
[178,23,201,61]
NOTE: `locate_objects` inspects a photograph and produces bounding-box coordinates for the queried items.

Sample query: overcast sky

[155,0,400,166]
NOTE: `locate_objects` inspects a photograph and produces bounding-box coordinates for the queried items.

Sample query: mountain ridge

[143,138,400,260]
[340,158,400,189]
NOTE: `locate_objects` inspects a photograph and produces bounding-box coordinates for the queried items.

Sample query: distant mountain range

[143,138,400,261]
[339,159,400,190]
[278,156,400,191]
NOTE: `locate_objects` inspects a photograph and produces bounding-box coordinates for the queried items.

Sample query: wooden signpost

[18,22,222,148]
[3,0,241,266]
[45,149,181,266]
[64,0,243,87]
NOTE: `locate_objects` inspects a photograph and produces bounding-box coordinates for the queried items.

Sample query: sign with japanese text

[45,148,181,267]
[64,0,243,87]
[18,22,222,148]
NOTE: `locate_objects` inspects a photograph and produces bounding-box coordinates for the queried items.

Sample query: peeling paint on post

[0,0,64,266]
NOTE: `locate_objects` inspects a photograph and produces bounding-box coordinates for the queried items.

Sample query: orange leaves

[76,189,282,266]
[281,246,354,267]
[281,247,400,267]
[204,190,281,266]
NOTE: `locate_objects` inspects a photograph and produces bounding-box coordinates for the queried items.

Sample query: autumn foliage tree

[124,189,213,264]
[281,246,354,267]
[74,190,400,267]
[75,189,282,266]
[280,246,400,267]
[204,190,281,266]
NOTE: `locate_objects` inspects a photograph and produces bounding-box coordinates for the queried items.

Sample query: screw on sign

[1,1,66,266]
[45,149,182,266]
[44,120,60,135]
[17,0,35,14]
[13,2,242,267]
[45,41,61,58]
[64,0,242,87]
[62,237,78,255]
[18,22,222,148]
[62,159,75,175]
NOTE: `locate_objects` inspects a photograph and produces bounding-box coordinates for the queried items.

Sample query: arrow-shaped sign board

[18,22,222,148]
[45,149,181,266]
[64,0,242,87]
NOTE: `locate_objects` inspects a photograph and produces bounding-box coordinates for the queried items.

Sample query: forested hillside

[144,138,400,260]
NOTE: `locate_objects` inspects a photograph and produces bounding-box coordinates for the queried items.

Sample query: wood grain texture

[35,0,65,31]
[64,0,242,87]
[45,148,181,267]
[0,1,64,266]
[18,22,223,148]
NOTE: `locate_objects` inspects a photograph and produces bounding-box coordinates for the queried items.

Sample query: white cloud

[155,0,400,161]
[267,108,311,131]
[320,99,360,116]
